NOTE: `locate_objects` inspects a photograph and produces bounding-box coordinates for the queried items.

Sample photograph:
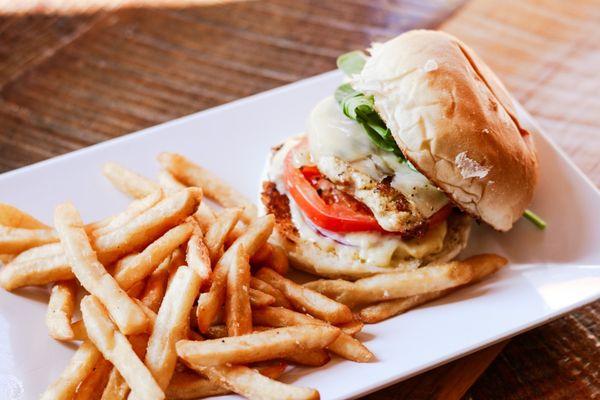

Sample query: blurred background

[1,0,598,399]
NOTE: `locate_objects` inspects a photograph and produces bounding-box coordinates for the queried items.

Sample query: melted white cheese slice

[307,96,448,217]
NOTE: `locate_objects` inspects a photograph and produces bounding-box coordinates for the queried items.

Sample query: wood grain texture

[1,0,599,399]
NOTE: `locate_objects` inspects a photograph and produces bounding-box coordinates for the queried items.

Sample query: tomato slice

[283,140,452,233]
[283,143,384,232]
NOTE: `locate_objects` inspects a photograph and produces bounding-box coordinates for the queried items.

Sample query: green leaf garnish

[523,209,547,230]
[334,83,355,103]
[336,51,367,76]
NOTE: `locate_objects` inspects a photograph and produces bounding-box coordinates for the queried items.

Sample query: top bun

[354,29,538,231]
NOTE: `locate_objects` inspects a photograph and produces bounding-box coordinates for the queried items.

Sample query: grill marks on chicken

[316,156,428,237]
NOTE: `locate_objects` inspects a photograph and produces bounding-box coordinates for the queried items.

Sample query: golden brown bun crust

[355,30,538,231]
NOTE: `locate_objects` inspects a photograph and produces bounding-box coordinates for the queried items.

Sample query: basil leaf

[334,83,355,103]
[341,93,373,120]
[361,123,396,152]
[336,50,367,76]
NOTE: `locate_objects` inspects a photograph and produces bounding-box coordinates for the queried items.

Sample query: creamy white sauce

[307,96,448,217]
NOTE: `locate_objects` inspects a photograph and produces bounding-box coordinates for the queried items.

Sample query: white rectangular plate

[1,71,599,400]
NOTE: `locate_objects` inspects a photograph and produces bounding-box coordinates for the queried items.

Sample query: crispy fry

[356,254,508,323]
[81,296,163,400]
[286,349,330,367]
[337,320,364,336]
[165,362,287,400]
[74,358,113,400]
[0,203,48,229]
[257,268,353,324]
[357,291,447,324]
[113,222,194,289]
[92,190,162,237]
[101,334,149,400]
[11,242,62,262]
[250,243,289,275]
[176,325,339,366]
[225,245,252,336]
[307,260,476,307]
[143,266,202,391]
[102,162,160,199]
[192,202,215,233]
[40,341,102,400]
[0,226,58,254]
[196,215,274,332]
[94,188,200,264]
[140,256,172,313]
[250,277,292,308]
[46,280,77,341]
[158,152,251,208]
[165,371,228,399]
[0,253,72,290]
[249,288,275,308]
[134,299,158,331]
[72,319,88,341]
[185,223,212,283]
[157,170,187,195]
[55,203,148,335]
[191,365,319,400]
[203,208,242,262]
[253,307,374,362]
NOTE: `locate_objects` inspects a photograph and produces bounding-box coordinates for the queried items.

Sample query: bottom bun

[262,181,471,280]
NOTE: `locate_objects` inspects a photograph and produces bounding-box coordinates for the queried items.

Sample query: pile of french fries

[0,153,376,400]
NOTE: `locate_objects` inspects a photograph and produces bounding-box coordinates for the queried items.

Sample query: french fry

[127,280,147,299]
[46,280,77,341]
[165,371,229,399]
[94,188,200,264]
[249,288,275,308]
[0,253,72,290]
[307,260,476,307]
[356,254,508,323]
[203,208,242,262]
[135,299,158,331]
[10,242,62,262]
[101,334,149,400]
[55,203,148,335]
[252,307,374,363]
[356,291,447,324]
[72,319,88,341]
[0,254,13,265]
[157,170,187,194]
[286,349,330,367]
[0,226,58,254]
[143,266,202,392]
[225,245,252,336]
[81,296,163,400]
[40,341,102,400]
[0,203,48,229]
[176,325,339,366]
[158,152,251,208]
[338,320,364,336]
[102,162,160,199]
[192,202,215,233]
[74,358,113,400]
[113,222,194,290]
[250,277,292,308]
[165,362,287,400]
[250,243,289,275]
[196,215,274,332]
[140,256,172,313]
[185,223,212,283]
[190,364,319,400]
[92,190,162,237]
[257,268,353,324]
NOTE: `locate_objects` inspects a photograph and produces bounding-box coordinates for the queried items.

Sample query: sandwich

[260,30,540,280]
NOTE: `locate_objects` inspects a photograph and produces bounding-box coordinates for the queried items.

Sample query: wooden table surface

[1,0,599,398]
